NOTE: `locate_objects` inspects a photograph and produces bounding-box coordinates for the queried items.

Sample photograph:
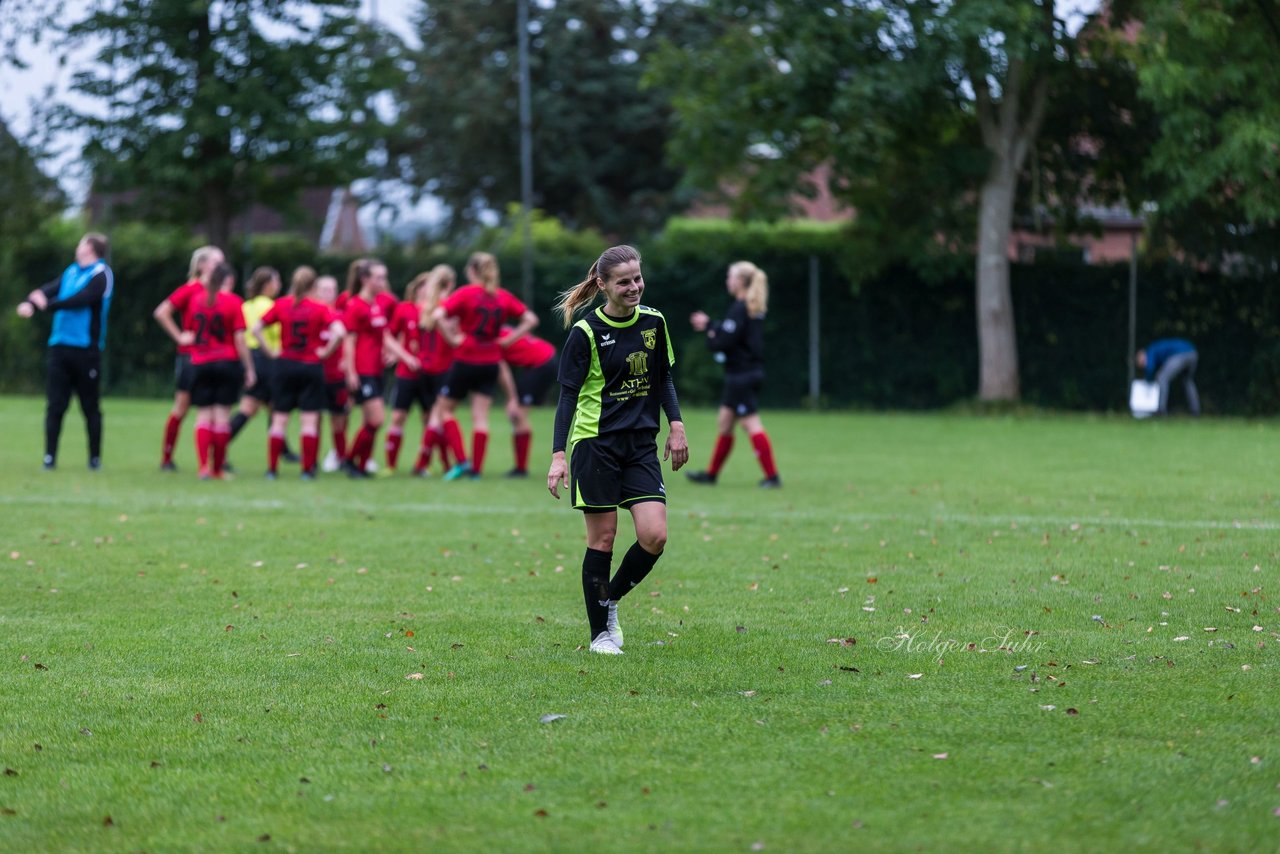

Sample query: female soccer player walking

[686,261,781,488]
[434,252,538,480]
[156,263,255,479]
[546,245,689,655]
[154,245,223,471]
[253,266,346,479]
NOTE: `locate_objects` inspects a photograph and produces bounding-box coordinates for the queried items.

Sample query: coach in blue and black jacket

[16,232,115,469]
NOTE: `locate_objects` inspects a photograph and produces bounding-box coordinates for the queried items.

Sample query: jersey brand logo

[599,332,616,347]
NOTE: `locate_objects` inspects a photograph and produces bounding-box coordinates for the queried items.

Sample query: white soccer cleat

[589,633,623,655]
[321,449,341,473]
[606,602,624,648]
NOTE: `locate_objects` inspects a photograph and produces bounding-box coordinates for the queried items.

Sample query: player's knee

[640,529,667,554]
[590,528,617,552]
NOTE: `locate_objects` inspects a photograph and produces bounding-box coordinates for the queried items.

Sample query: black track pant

[46,345,102,463]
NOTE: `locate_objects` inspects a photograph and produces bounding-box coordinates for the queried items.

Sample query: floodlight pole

[517,0,534,307]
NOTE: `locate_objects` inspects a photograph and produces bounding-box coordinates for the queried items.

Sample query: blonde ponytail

[420,264,457,330]
[289,265,318,298]
[731,260,768,317]
[555,244,642,328]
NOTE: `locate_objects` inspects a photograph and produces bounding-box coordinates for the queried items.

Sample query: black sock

[582,547,612,641]
[608,541,662,601]
[229,411,249,440]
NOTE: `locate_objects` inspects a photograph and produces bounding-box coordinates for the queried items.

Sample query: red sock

[415,426,437,472]
[443,419,467,465]
[385,427,403,470]
[301,429,319,474]
[163,414,182,463]
[195,424,212,471]
[332,425,348,461]
[513,430,531,473]
[212,425,230,476]
[353,425,377,469]
[708,434,734,476]
[750,432,778,479]
[471,430,489,475]
[268,430,286,473]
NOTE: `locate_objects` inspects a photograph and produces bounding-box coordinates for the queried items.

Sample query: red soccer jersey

[501,327,555,369]
[320,321,345,382]
[390,302,455,378]
[441,284,528,365]
[167,280,204,355]
[261,296,335,365]
[173,289,245,365]
[343,293,393,376]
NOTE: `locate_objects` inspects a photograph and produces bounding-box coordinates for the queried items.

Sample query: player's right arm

[153,289,189,347]
[547,326,591,499]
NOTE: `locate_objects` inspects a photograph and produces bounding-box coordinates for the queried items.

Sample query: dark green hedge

[4,216,1278,414]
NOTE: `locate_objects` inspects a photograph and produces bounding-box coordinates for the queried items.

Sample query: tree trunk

[975,159,1020,401]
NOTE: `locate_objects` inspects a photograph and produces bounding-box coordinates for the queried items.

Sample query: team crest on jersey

[642,328,656,350]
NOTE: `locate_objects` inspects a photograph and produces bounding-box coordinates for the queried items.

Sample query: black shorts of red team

[721,368,764,417]
[325,381,348,415]
[274,360,326,412]
[392,372,446,412]
[246,349,274,403]
[174,353,196,392]
[191,361,243,407]
[516,356,559,406]
[442,361,499,399]
[353,373,384,405]
[570,431,666,513]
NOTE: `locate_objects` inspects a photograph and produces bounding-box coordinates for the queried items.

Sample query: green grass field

[1,395,1277,852]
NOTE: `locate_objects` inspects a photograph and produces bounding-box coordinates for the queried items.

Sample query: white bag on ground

[1130,379,1160,418]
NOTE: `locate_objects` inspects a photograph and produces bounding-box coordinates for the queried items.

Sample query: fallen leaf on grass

[257,833,271,842]
[539,714,566,724]
[533,809,549,818]
[739,690,757,697]
[405,673,424,680]
[2,769,16,777]
[907,674,923,680]
[102,815,114,828]
[826,637,856,646]
[932,753,948,760]
[1,807,16,816]
[193,713,203,724]
[1066,708,1079,716]
[1173,636,1190,642]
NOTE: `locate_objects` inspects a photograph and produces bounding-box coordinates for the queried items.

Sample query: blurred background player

[341,258,415,478]
[411,265,462,477]
[315,275,350,473]
[686,260,781,488]
[156,262,254,479]
[433,251,539,480]
[154,245,223,471]
[254,266,345,479]
[498,326,558,478]
[228,266,296,465]
[1136,338,1201,416]
[15,232,114,471]
[546,245,689,655]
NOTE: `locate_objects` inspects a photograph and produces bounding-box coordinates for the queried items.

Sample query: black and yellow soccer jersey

[558,305,676,445]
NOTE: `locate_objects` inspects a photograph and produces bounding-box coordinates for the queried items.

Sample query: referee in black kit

[546,245,689,655]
